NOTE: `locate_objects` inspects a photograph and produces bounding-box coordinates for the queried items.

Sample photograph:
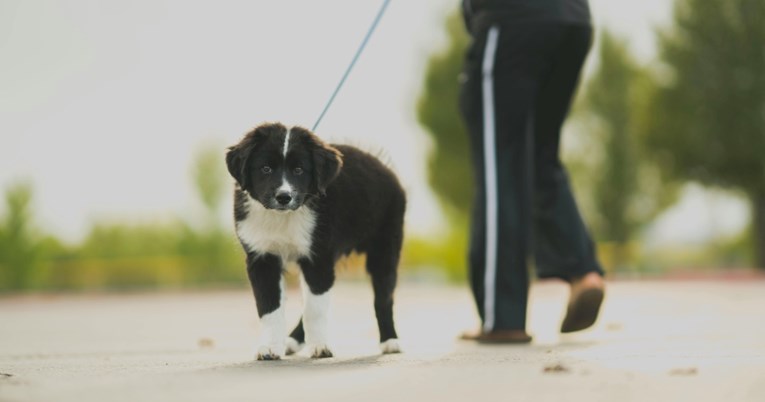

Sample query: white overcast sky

[0,0,747,244]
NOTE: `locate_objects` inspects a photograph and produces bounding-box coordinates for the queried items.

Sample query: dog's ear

[314,144,343,195]
[305,132,343,196]
[225,144,249,189]
[225,124,276,188]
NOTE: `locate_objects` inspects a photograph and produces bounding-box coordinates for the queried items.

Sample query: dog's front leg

[298,255,335,358]
[246,252,286,361]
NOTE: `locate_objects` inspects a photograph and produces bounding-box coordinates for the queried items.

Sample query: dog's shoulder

[331,145,401,184]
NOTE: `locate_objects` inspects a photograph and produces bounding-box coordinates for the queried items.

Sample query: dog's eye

[261,166,272,174]
[293,167,303,176]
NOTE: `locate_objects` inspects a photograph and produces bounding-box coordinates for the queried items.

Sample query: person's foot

[561,272,605,333]
[460,329,532,344]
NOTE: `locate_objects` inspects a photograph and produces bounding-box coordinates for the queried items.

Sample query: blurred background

[1,0,763,292]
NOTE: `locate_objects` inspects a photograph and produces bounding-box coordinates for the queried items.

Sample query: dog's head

[226,123,343,211]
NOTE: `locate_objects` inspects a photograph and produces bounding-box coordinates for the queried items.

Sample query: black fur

[245,252,282,317]
[227,122,406,345]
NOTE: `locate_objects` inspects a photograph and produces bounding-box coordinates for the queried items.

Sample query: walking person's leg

[482,25,534,336]
[460,21,563,341]
[531,24,605,333]
[461,26,518,337]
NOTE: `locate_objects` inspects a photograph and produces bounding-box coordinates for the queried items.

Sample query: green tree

[0,182,45,290]
[574,31,676,269]
[417,11,471,220]
[192,144,228,225]
[413,11,471,278]
[188,143,239,281]
[645,0,765,268]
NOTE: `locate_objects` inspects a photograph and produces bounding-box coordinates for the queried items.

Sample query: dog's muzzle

[270,190,300,211]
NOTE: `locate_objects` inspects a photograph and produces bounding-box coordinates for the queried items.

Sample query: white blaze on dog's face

[226,123,343,212]
[247,126,311,211]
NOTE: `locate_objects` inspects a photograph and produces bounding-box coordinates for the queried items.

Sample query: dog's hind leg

[366,209,404,354]
[367,249,401,354]
[285,318,305,355]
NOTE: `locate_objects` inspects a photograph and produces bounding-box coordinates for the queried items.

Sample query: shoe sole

[459,332,532,344]
[561,288,604,333]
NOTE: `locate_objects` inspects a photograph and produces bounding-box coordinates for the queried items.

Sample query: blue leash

[311,0,392,132]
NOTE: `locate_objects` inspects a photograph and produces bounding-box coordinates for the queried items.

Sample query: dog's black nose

[275,192,292,205]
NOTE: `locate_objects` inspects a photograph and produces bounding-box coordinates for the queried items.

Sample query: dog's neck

[236,194,317,263]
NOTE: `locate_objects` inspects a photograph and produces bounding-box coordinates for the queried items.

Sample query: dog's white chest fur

[236,196,317,262]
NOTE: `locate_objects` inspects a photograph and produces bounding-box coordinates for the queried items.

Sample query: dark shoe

[561,284,604,333]
[460,329,532,344]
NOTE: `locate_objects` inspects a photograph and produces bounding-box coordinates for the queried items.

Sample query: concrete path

[1,280,764,402]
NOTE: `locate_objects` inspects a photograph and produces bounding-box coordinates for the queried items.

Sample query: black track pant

[459,20,604,332]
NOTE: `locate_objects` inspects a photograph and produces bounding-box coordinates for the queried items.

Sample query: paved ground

[1,279,764,402]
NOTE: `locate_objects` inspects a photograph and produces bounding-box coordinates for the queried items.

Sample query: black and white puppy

[226,122,406,360]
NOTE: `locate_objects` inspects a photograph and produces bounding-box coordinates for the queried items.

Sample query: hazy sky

[0,0,747,244]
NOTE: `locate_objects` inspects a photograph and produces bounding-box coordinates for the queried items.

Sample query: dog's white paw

[285,337,303,356]
[307,344,334,359]
[379,338,401,354]
[256,344,284,361]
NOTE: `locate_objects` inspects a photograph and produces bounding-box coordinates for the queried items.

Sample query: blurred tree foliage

[0,183,48,290]
[644,0,765,268]
[573,31,677,269]
[417,12,471,219]
[413,12,471,278]
[50,220,243,290]
[193,144,227,224]
[188,144,238,281]
[0,146,245,292]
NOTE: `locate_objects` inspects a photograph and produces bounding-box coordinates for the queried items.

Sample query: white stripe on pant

[481,26,500,333]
